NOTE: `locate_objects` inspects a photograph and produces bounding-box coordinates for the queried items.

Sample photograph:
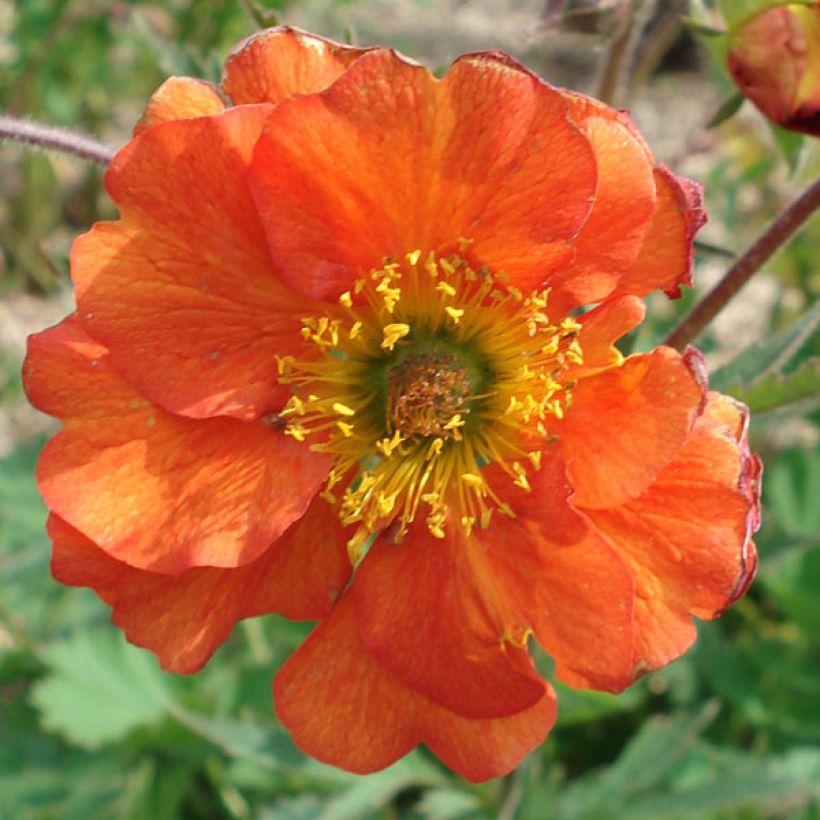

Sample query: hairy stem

[664,178,820,351]
[0,115,116,165]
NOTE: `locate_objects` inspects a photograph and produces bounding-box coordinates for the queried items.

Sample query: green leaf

[717,0,817,31]
[769,122,807,173]
[734,357,820,413]
[625,748,820,818]
[707,91,746,128]
[30,628,173,748]
[709,301,820,412]
[764,545,820,634]
[554,702,720,816]
[680,16,728,37]
[554,682,644,727]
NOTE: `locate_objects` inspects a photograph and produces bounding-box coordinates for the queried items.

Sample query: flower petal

[133,76,225,137]
[571,294,646,380]
[222,25,373,105]
[614,165,706,299]
[274,595,556,782]
[585,393,761,673]
[353,524,546,719]
[24,317,328,573]
[555,112,657,307]
[74,104,314,421]
[49,499,351,673]
[476,457,637,692]
[247,49,597,301]
[555,347,705,509]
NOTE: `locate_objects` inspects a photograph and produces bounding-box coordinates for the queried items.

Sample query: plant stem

[664,178,820,351]
[0,115,116,165]
[595,0,658,106]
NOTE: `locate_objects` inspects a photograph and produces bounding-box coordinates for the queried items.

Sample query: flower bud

[728,3,820,136]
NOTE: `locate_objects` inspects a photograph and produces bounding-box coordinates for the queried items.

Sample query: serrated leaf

[710,302,820,406]
[733,356,820,412]
[30,628,173,748]
[707,91,746,128]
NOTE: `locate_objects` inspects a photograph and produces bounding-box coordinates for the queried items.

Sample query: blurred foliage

[2,1,820,818]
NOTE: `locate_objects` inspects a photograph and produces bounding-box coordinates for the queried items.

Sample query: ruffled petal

[554,347,704,509]
[475,457,637,692]
[570,295,646,380]
[49,499,351,672]
[353,524,546,719]
[614,165,706,299]
[247,49,597,301]
[222,25,373,105]
[74,104,315,421]
[585,393,760,673]
[274,595,556,782]
[24,317,328,573]
[555,112,656,307]
[133,76,225,136]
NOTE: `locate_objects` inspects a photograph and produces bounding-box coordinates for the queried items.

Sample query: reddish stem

[664,177,820,351]
[0,115,116,165]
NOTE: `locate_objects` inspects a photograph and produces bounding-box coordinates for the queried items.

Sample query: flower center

[386,350,472,440]
[277,246,583,562]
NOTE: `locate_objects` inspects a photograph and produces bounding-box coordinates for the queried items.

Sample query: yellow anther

[275,355,294,375]
[445,306,464,324]
[462,472,484,488]
[528,450,543,470]
[336,420,355,437]
[458,236,474,251]
[512,462,531,492]
[349,321,363,340]
[346,528,370,565]
[443,414,464,431]
[376,491,397,517]
[436,281,457,297]
[406,249,422,266]
[426,437,444,460]
[284,424,307,442]
[460,515,475,536]
[338,290,353,308]
[332,402,356,417]
[381,322,411,350]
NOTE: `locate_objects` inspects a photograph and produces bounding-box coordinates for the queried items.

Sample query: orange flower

[23,28,760,782]
[728,3,820,136]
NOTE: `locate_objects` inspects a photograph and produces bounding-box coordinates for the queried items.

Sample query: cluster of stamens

[277,243,583,562]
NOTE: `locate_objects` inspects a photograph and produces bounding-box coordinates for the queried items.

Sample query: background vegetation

[1,1,819,817]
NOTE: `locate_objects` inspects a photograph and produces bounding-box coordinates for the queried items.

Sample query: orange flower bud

[728,3,820,136]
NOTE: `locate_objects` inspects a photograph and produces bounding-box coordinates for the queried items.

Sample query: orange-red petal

[570,294,646,380]
[555,112,656,307]
[133,76,225,137]
[74,104,315,421]
[584,393,760,673]
[475,457,637,692]
[222,25,373,105]
[274,595,556,782]
[49,497,351,673]
[24,317,328,573]
[554,347,704,509]
[247,49,597,301]
[614,165,706,299]
[353,525,546,719]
